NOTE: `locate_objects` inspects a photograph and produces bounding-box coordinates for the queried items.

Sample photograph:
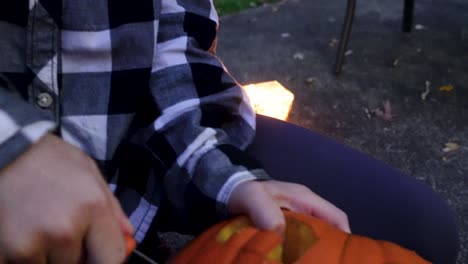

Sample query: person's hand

[228,180,350,235]
[0,134,133,263]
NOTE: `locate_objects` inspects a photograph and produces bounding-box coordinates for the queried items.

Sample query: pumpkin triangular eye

[216,217,251,243]
[265,244,283,262]
[282,216,318,263]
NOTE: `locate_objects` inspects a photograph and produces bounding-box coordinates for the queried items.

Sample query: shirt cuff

[215,168,271,218]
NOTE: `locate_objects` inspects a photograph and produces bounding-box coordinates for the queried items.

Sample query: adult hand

[228,180,350,235]
[0,134,133,263]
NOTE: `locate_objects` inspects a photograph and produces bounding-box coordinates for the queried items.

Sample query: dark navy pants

[247,115,459,264]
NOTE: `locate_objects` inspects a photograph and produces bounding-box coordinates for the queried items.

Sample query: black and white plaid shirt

[0,0,270,249]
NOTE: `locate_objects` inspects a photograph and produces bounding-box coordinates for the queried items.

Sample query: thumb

[108,194,134,236]
[229,181,286,235]
[87,158,134,237]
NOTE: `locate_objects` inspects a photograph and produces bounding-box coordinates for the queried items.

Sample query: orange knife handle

[125,235,137,258]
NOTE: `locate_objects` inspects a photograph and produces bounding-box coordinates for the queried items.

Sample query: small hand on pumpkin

[227,180,351,235]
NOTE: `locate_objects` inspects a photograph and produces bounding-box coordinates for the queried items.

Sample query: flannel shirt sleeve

[149,0,271,232]
[0,88,56,169]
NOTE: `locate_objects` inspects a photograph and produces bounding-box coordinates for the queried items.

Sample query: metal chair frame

[334,0,415,74]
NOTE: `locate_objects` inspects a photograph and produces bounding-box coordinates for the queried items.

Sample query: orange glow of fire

[243,81,294,121]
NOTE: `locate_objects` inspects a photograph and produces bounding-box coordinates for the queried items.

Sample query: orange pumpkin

[171,210,431,264]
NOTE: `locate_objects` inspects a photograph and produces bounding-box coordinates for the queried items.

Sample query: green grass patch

[214,0,279,15]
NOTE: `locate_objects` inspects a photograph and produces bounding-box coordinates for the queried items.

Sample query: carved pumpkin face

[171,211,430,264]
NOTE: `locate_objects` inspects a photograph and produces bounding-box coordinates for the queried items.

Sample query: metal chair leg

[402,0,415,32]
[334,0,357,75]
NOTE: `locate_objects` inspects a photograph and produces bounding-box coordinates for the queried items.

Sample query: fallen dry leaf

[415,24,427,30]
[293,52,305,60]
[329,38,338,48]
[439,85,454,92]
[442,142,460,153]
[305,77,316,84]
[371,100,393,121]
[421,81,431,100]
[363,108,372,119]
[345,49,353,56]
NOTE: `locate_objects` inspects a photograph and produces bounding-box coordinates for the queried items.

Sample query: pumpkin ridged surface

[341,235,385,264]
[296,227,348,263]
[171,220,228,264]
[379,240,430,263]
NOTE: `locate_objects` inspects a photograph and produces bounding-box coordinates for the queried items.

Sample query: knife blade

[125,235,159,264]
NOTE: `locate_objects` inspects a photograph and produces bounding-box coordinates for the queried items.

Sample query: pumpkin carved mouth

[171,211,431,264]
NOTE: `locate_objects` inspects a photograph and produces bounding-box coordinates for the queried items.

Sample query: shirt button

[37,92,53,108]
